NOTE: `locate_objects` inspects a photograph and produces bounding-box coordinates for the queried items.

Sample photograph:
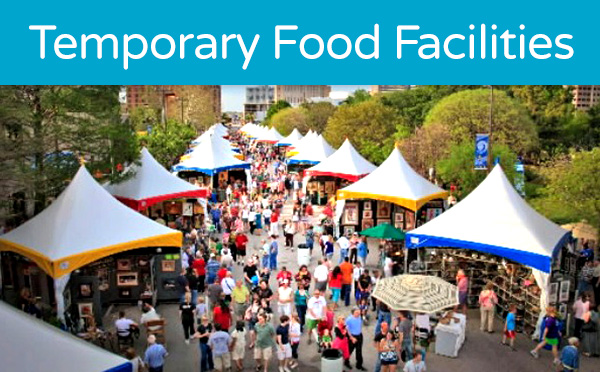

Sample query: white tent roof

[305,139,377,181]
[104,148,208,210]
[278,128,304,146]
[174,135,250,175]
[337,148,448,211]
[0,166,181,278]
[189,132,238,157]
[256,127,284,143]
[406,165,569,273]
[288,134,335,165]
[0,301,131,372]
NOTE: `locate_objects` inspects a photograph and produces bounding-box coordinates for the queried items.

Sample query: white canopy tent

[255,127,284,144]
[287,134,335,165]
[336,147,448,211]
[104,148,209,211]
[286,129,317,156]
[277,128,304,147]
[173,134,250,175]
[406,165,570,274]
[304,139,376,182]
[0,301,132,372]
[0,166,182,278]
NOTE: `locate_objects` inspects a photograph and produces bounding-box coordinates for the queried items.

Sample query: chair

[144,319,167,346]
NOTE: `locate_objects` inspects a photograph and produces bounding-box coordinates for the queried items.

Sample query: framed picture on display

[78,302,94,317]
[363,201,372,210]
[325,181,336,194]
[362,219,374,230]
[117,272,138,287]
[559,280,570,302]
[182,202,193,216]
[363,210,373,219]
[161,260,176,272]
[97,268,109,292]
[343,202,359,225]
[79,283,93,298]
[343,226,355,236]
[116,259,131,271]
[548,282,558,303]
[377,201,391,218]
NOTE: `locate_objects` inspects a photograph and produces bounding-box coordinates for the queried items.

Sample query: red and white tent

[105,148,209,211]
[304,139,376,182]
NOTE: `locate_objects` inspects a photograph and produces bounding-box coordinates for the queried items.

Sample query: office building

[243,85,274,122]
[274,85,331,106]
[570,85,600,110]
[371,85,412,94]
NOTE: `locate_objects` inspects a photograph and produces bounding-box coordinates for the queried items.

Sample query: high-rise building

[243,85,274,122]
[570,85,600,110]
[371,85,412,94]
[123,86,221,130]
[274,85,331,106]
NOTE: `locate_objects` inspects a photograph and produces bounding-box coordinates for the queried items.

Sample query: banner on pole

[474,134,490,170]
[514,158,526,197]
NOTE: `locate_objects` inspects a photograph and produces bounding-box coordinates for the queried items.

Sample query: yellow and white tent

[0,166,182,278]
[336,147,448,211]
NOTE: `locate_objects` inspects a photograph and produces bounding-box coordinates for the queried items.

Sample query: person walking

[377,331,400,372]
[395,310,414,362]
[276,315,293,372]
[180,292,196,344]
[340,257,354,307]
[501,303,518,351]
[531,306,561,366]
[403,346,426,372]
[559,338,580,372]
[329,266,343,309]
[306,289,327,345]
[305,225,315,255]
[332,315,352,370]
[357,236,368,268]
[231,321,247,372]
[573,294,591,339]
[314,260,329,293]
[232,279,250,321]
[277,279,294,316]
[295,265,312,292]
[478,282,498,333]
[456,270,469,314]
[289,314,301,368]
[374,321,391,372]
[144,335,168,372]
[213,299,232,332]
[208,323,232,372]
[269,234,279,271]
[254,314,276,372]
[193,316,214,372]
[349,232,359,264]
[294,284,309,330]
[581,304,599,357]
[337,233,351,264]
[346,308,367,371]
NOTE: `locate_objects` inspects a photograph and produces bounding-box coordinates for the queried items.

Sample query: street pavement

[104,203,596,371]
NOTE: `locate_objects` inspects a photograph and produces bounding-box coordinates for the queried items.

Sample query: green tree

[301,102,336,133]
[531,148,600,230]
[436,141,518,198]
[343,89,371,105]
[424,88,538,155]
[0,86,139,216]
[141,119,196,167]
[271,107,308,136]
[324,100,399,164]
[129,106,159,132]
[265,100,291,122]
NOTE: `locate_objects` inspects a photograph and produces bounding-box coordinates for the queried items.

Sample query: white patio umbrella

[372,274,458,313]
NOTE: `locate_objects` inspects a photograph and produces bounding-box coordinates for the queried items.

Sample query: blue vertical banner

[514,158,526,197]
[474,134,490,170]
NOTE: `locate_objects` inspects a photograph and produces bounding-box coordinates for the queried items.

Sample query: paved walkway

[104,202,596,371]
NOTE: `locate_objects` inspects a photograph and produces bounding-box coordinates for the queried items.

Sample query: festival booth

[336,148,448,268]
[302,139,376,206]
[277,128,304,147]
[255,127,284,144]
[286,129,317,157]
[0,301,132,372]
[287,134,335,175]
[406,165,572,334]
[173,135,251,200]
[0,166,183,326]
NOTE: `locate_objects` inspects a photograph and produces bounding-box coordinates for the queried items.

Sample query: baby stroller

[316,319,332,353]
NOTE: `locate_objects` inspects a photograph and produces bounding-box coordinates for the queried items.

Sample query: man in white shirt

[221,272,236,303]
[140,304,162,331]
[337,234,351,264]
[221,248,234,270]
[313,260,329,292]
[306,289,327,344]
[277,280,293,316]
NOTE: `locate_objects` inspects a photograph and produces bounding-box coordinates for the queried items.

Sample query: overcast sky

[221,85,370,111]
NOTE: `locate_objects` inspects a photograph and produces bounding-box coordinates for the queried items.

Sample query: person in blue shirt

[346,308,367,371]
[205,254,221,285]
[211,206,222,233]
[269,235,279,270]
[502,303,517,350]
[560,337,580,372]
[144,335,168,372]
[357,236,368,267]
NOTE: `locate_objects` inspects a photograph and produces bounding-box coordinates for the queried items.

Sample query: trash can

[297,243,310,267]
[321,348,343,372]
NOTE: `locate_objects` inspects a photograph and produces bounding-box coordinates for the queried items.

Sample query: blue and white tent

[406,165,570,273]
[0,301,132,372]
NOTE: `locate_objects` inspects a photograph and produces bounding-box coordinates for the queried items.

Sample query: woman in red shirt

[212,300,232,331]
[329,266,343,309]
[192,254,206,293]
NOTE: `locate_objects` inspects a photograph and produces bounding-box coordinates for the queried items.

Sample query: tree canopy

[140,119,196,168]
[301,102,337,133]
[323,99,398,164]
[265,100,291,122]
[271,107,309,136]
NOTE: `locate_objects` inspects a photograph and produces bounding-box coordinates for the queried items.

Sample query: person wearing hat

[276,278,293,317]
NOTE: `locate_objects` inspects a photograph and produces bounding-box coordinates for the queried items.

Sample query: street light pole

[488,85,494,173]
